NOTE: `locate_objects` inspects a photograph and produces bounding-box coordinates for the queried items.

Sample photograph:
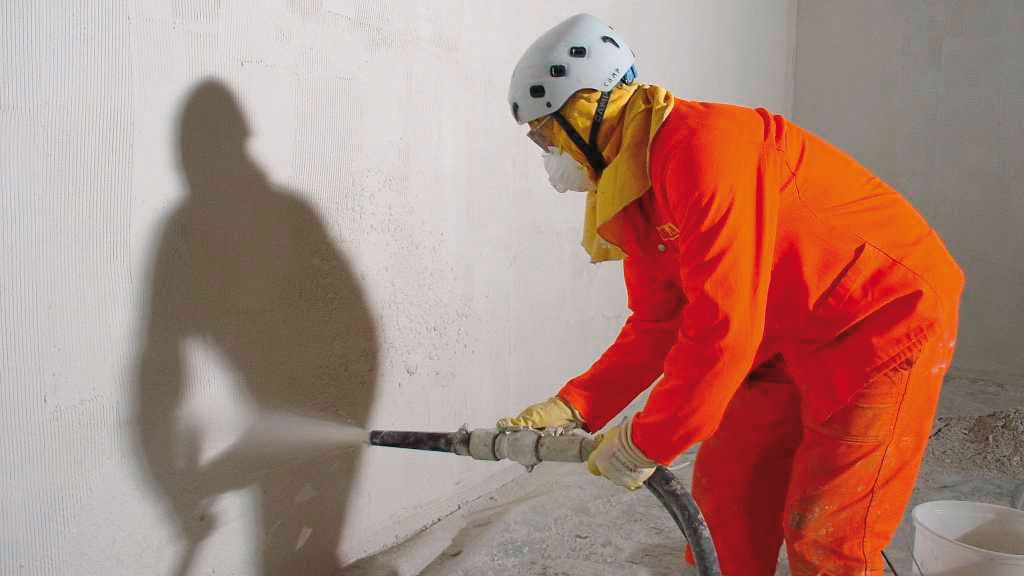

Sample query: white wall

[794,0,1024,380]
[0,1,795,574]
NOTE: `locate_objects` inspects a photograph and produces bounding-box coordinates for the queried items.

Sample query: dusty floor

[342,374,1024,575]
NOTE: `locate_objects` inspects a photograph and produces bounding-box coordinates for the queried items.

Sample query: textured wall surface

[0,1,795,573]
[794,0,1024,380]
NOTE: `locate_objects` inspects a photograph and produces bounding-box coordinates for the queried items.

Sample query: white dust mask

[542,147,596,193]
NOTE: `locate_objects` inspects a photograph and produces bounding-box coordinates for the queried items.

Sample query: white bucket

[912,500,1024,575]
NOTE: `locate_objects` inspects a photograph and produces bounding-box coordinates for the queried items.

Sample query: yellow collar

[583,85,674,262]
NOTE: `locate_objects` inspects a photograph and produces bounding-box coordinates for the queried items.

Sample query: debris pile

[927,409,1024,475]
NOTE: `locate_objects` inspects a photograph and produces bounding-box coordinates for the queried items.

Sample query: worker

[499,13,964,575]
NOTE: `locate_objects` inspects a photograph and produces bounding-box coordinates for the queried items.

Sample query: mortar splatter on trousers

[686,335,954,575]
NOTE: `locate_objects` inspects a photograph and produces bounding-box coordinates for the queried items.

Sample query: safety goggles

[526,116,555,151]
[527,100,609,173]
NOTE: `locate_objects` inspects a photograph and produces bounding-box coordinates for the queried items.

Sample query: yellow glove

[586,417,657,491]
[496,396,584,430]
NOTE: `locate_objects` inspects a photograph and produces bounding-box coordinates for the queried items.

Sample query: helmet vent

[569,46,587,58]
[529,85,546,98]
[549,64,567,78]
[600,36,620,48]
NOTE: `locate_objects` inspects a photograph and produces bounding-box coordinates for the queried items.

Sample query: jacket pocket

[809,242,935,345]
[787,241,939,425]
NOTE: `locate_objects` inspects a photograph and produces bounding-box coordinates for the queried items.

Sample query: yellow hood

[536,84,675,262]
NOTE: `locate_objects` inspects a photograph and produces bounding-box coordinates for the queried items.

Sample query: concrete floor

[342,374,1024,575]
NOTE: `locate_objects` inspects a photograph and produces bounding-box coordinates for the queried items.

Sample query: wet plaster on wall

[1,1,796,574]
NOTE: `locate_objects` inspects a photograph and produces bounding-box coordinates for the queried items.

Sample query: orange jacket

[558,100,964,465]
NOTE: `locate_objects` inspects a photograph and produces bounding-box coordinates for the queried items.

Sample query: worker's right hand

[497,396,585,430]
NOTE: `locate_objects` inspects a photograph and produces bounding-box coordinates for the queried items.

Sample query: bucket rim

[912,500,1024,560]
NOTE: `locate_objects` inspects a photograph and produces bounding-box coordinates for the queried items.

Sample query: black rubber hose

[645,466,721,576]
[368,430,455,453]
[369,431,721,574]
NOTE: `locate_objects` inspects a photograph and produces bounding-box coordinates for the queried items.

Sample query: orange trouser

[685,340,947,575]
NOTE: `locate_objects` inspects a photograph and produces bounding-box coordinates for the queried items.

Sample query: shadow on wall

[132,79,378,575]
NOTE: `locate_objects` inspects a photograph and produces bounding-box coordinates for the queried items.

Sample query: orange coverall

[557,101,964,574]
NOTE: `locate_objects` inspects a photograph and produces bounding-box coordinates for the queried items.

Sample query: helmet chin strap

[550,90,612,176]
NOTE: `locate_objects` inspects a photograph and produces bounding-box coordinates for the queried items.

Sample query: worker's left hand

[586,417,657,490]
[497,396,584,431]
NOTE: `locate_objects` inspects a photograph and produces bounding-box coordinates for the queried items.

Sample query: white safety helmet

[509,13,636,125]
[508,13,637,173]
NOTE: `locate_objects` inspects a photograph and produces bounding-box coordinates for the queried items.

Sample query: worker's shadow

[132,79,379,576]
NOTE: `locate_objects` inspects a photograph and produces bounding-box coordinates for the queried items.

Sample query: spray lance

[369,426,722,576]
